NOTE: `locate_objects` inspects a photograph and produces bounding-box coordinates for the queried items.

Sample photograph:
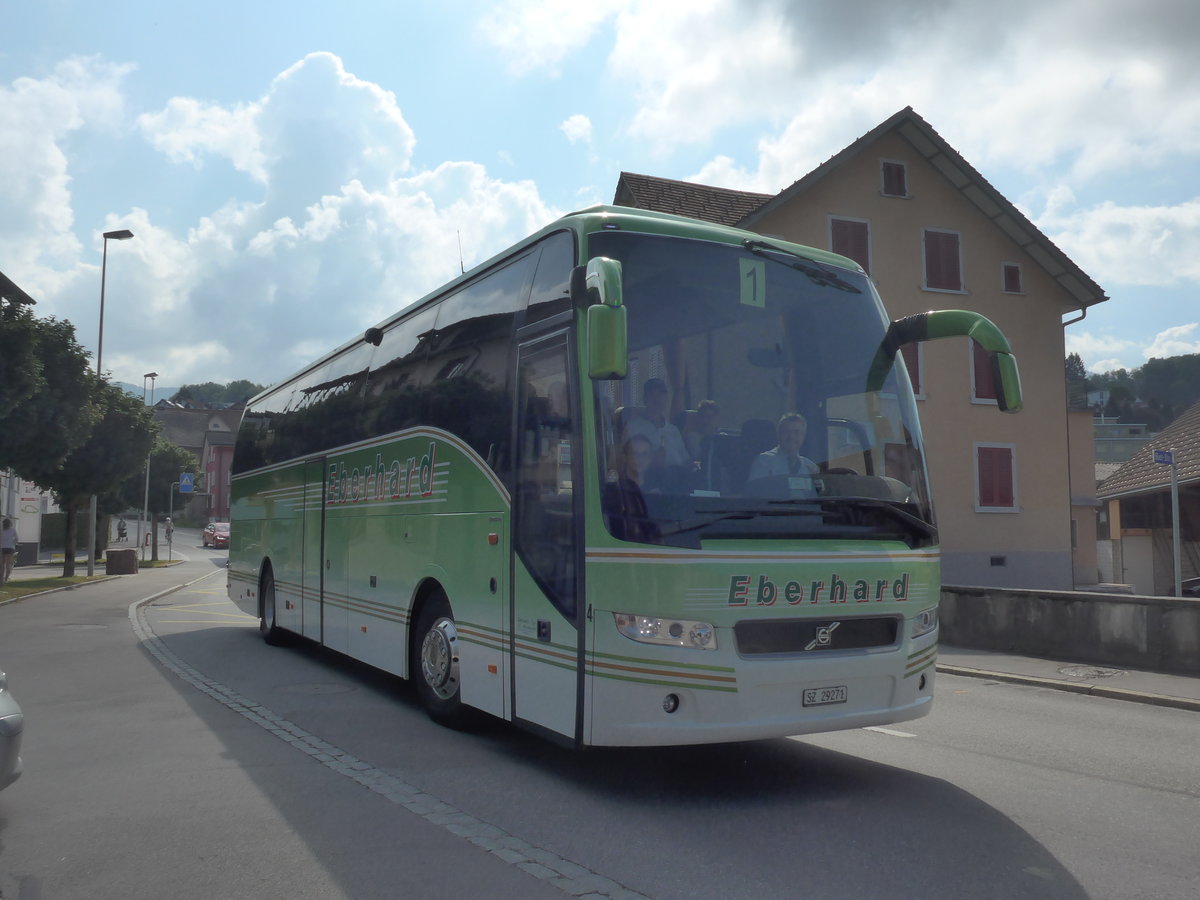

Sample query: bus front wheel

[413,593,469,727]
[259,567,285,646]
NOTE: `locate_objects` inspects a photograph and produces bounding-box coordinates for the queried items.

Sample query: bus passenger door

[512,333,583,741]
[301,457,325,642]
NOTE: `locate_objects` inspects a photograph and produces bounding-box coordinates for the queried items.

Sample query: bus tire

[412,593,469,727]
[259,566,285,646]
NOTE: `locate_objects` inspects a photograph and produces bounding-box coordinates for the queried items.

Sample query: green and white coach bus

[229,204,1021,747]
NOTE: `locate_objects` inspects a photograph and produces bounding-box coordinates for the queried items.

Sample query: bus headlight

[911,607,938,638]
[614,613,718,651]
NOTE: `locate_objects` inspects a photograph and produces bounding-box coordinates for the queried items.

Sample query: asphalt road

[1,541,1197,899]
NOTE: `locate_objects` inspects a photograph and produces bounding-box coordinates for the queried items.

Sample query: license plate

[803,685,848,707]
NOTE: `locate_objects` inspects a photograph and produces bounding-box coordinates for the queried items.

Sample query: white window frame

[973,442,1018,513]
[1001,262,1024,294]
[968,340,1000,406]
[880,159,909,198]
[922,227,966,294]
[827,215,872,274]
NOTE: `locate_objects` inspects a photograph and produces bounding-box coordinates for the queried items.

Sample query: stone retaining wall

[939,586,1200,676]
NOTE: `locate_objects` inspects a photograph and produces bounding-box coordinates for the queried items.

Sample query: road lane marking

[129,574,648,900]
[863,726,916,738]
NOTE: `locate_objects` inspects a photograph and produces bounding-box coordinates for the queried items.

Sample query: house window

[975,443,1017,511]
[1002,263,1023,294]
[971,339,998,403]
[881,161,908,198]
[923,229,963,292]
[900,342,922,397]
[830,217,870,274]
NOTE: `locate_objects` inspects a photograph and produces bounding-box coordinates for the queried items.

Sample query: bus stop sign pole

[1153,448,1181,597]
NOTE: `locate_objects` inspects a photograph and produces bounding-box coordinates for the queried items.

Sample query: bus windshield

[590,230,934,549]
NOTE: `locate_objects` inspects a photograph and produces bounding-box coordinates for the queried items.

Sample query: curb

[0,561,188,607]
[937,664,1200,713]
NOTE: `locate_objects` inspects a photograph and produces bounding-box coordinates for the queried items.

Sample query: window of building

[923,229,963,292]
[971,339,998,403]
[1002,262,1023,294]
[900,342,922,397]
[975,443,1017,511]
[881,161,908,198]
[830,217,871,274]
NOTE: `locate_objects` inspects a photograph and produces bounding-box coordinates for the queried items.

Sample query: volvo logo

[804,621,841,651]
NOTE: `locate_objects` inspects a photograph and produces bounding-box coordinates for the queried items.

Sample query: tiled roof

[1097,398,1200,499]
[614,172,772,227]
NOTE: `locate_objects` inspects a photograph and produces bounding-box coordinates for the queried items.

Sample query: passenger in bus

[747,413,819,481]
[604,434,661,543]
[622,378,689,469]
[684,399,723,491]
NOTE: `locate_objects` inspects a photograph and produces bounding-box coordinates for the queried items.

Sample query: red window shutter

[973,339,997,400]
[882,162,907,197]
[900,342,921,394]
[924,230,961,291]
[831,219,870,273]
[978,446,1014,508]
[1003,263,1022,293]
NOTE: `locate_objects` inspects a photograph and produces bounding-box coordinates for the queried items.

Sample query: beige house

[615,107,1106,589]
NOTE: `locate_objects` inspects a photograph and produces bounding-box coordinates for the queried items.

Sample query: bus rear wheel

[259,567,285,646]
[413,593,469,727]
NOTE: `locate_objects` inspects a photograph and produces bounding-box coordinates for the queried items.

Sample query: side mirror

[867,309,1023,413]
[577,258,628,380]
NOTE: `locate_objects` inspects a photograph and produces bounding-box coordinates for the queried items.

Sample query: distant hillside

[1087,352,1200,430]
[116,381,181,403]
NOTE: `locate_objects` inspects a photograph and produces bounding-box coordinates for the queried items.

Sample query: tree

[0,310,95,480]
[170,379,264,406]
[46,379,156,575]
[1064,352,1088,408]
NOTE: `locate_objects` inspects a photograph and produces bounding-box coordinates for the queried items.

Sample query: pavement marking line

[128,574,649,900]
[863,726,917,738]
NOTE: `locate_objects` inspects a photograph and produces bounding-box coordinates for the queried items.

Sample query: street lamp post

[138,371,158,558]
[87,228,135,577]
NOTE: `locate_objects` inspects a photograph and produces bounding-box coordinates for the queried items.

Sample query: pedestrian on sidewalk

[1,519,17,584]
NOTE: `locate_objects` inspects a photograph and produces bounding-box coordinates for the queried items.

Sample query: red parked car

[202,522,230,549]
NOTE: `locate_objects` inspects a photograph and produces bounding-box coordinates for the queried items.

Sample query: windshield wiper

[744,240,862,293]
[768,497,936,545]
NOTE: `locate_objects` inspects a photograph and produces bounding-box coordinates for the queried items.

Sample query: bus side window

[524,231,574,326]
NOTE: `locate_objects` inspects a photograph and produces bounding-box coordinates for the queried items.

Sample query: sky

[3,0,1198,394]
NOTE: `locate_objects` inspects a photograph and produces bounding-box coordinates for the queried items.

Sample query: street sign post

[1152,447,1181,596]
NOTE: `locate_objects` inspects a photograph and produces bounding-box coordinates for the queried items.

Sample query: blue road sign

[1153,449,1174,465]
[179,472,194,493]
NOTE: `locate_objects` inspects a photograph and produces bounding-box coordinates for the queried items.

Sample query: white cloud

[477,1,626,76]
[1065,331,1139,370]
[1143,324,1200,360]
[0,56,133,268]
[137,97,266,181]
[484,0,1200,196]
[561,114,593,144]
[9,53,559,387]
[1039,198,1200,288]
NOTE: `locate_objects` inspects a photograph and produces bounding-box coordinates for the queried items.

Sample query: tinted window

[525,230,575,325]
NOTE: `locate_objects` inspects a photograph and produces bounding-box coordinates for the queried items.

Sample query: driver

[748,413,818,481]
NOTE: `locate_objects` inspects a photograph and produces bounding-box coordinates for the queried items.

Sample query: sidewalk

[938,645,1200,713]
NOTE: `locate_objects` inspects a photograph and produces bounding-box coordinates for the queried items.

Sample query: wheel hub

[421,619,460,700]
